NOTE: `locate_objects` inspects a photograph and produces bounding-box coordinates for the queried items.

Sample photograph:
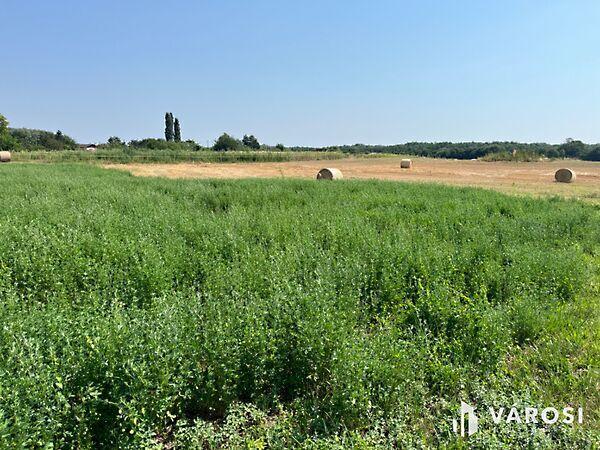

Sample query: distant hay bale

[555,168,576,183]
[0,151,11,163]
[316,168,343,180]
[400,159,412,169]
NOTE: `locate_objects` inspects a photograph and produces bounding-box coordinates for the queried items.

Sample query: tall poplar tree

[174,118,181,142]
[165,112,174,142]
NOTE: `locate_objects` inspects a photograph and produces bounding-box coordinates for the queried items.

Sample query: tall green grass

[12,149,347,164]
[0,164,597,448]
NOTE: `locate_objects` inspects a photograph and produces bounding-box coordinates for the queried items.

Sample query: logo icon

[453,401,478,437]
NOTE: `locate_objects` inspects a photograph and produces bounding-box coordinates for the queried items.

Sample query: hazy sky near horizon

[1,1,599,146]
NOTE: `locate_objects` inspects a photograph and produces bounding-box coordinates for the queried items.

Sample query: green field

[11,149,348,164]
[0,164,598,448]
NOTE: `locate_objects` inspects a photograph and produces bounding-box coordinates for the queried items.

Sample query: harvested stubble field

[0,164,598,448]
[106,156,600,203]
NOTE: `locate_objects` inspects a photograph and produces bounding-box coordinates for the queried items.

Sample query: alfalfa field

[0,162,598,448]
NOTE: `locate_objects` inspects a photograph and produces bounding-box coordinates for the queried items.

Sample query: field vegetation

[11,149,347,164]
[0,164,597,448]
[479,150,544,162]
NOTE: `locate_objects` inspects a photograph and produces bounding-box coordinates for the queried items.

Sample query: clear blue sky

[1,0,599,146]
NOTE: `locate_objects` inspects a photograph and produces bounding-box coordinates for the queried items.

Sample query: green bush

[242,134,261,150]
[213,133,242,151]
[0,132,18,151]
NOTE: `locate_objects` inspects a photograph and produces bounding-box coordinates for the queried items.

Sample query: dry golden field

[105,156,600,203]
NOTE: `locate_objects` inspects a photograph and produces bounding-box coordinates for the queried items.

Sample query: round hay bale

[400,159,413,169]
[555,168,576,183]
[0,151,11,163]
[316,168,343,180]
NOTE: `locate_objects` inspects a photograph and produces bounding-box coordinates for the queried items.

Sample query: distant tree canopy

[8,127,77,151]
[1,114,76,151]
[559,138,585,158]
[583,145,600,161]
[286,141,599,161]
[242,134,260,149]
[275,143,285,151]
[128,138,199,151]
[107,136,124,146]
[213,133,241,151]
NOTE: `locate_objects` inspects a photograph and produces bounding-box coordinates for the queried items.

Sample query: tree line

[288,140,600,161]
[0,114,77,152]
[1,112,598,161]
